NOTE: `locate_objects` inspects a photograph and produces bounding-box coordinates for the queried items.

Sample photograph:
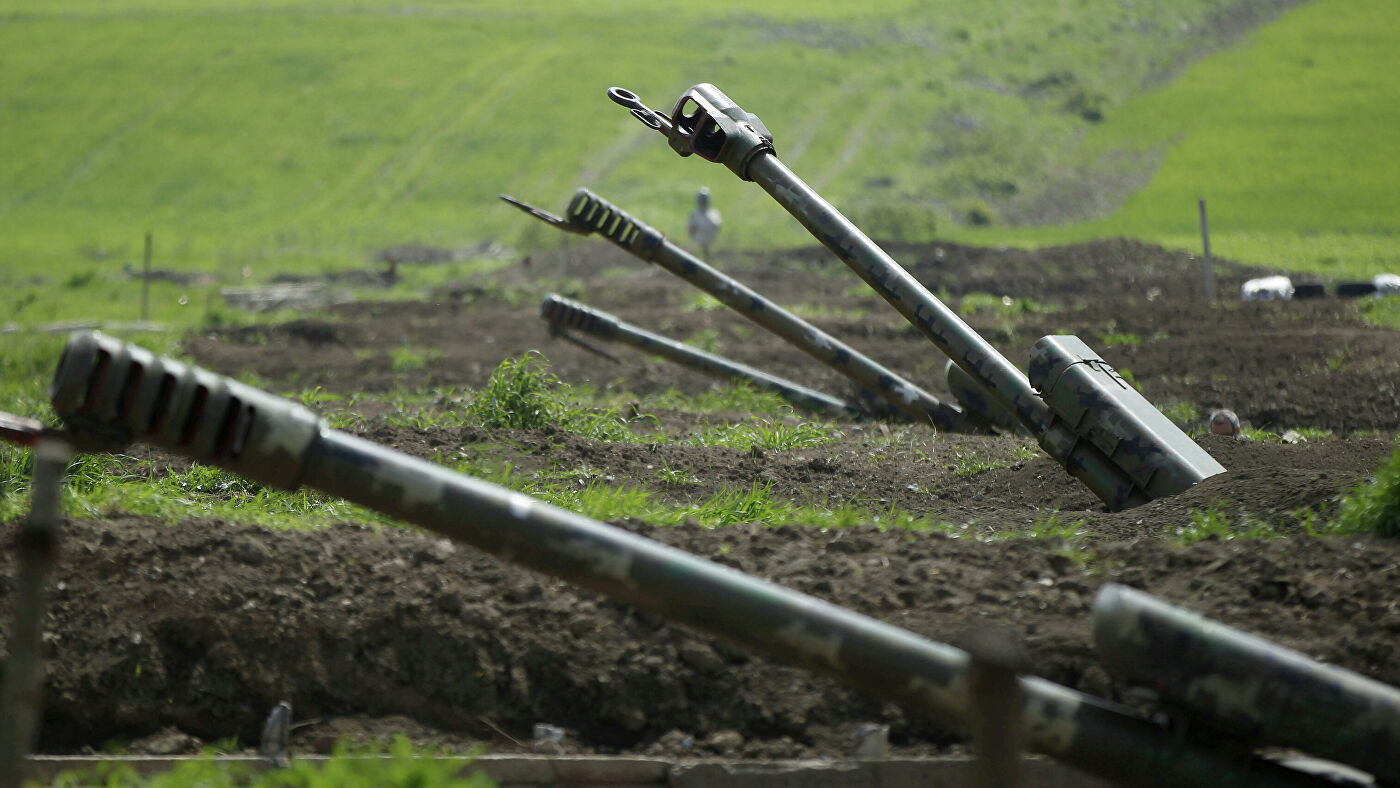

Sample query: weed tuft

[462,353,637,442]
[1171,501,1281,542]
[689,419,841,453]
[1158,400,1200,425]
[464,353,558,431]
[1327,443,1400,537]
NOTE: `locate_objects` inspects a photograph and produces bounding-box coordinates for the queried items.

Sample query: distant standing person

[688,187,721,259]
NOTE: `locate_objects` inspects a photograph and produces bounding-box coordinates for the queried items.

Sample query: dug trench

[3,238,1399,761]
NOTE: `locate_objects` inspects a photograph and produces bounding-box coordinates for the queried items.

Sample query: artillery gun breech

[40,331,1338,788]
[539,293,858,420]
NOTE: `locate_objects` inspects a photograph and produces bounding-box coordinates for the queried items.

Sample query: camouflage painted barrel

[609,82,1230,511]
[538,293,856,419]
[510,188,974,431]
[45,331,1331,788]
[1094,583,1400,783]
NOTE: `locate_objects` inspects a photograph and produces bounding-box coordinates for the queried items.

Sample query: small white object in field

[852,723,890,760]
[1241,275,1294,301]
[1209,409,1241,437]
[259,701,292,767]
[1373,273,1400,296]
[532,723,566,754]
[687,187,722,259]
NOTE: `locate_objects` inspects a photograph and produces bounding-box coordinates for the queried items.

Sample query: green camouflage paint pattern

[1094,583,1400,783]
[44,331,1337,787]
[623,82,1230,512]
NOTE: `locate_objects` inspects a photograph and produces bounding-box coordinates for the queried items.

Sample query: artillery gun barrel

[1094,583,1400,783]
[539,293,856,420]
[504,190,976,432]
[44,331,1339,788]
[607,83,1235,510]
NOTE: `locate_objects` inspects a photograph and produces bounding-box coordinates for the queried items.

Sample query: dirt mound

[6,237,1400,759]
[5,512,1399,759]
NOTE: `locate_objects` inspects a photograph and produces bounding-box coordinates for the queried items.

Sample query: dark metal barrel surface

[538,294,856,419]
[45,331,1336,788]
[1095,583,1400,783]
[744,150,1147,509]
[557,188,973,431]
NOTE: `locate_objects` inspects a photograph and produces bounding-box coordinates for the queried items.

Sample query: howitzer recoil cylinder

[611,83,1228,511]
[538,293,857,420]
[503,189,980,432]
[45,332,1340,788]
[1095,583,1400,784]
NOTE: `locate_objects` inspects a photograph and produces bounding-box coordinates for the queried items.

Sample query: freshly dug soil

[4,237,1399,763]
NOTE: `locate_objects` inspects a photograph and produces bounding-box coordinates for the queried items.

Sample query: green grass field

[971,0,1400,279]
[7,0,1391,329]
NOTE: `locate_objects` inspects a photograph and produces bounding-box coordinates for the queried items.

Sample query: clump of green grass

[949,443,1039,477]
[390,345,443,374]
[53,455,397,530]
[652,383,798,416]
[656,463,701,486]
[683,328,721,354]
[1099,331,1140,347]
[1358,297,1400,330]
[786,303,870,321]
[688,481,788,527]
[1327,443,1400,538]
[1290,426,1333,440]
[461,352,638,442]
[1158,400,1200,425]
[51,735,494,787]
[1170,500,1281,543]
[1324,347,1348,372]
[1239,425,1279,442]
[462,353,559,431]
[688,418,841,452]
[685,293,724,312]
[982,511,1093,564]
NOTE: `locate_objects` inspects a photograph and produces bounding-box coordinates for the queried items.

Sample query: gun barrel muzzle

[1094,583,1400,783]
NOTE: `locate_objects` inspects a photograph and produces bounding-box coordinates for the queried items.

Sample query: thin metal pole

[1199,199,1215,303]
[0,438,71,788]
[141,231,152,322]
[963,627,1026,788]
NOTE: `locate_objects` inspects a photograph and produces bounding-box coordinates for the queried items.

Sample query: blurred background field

[1,0,1396,328]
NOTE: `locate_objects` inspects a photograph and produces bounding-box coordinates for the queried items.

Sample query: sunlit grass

[0,0,1328,320]
[49,734,494,787]
[958,0,1400,279]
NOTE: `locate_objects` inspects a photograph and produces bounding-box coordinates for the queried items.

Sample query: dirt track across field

[5,237,1400,762]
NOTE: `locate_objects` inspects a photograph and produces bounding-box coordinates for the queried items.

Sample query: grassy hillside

[2,1,1311,301]
[973,0,1400,280]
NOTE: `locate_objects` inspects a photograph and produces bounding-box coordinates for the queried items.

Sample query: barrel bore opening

[148,372,177,434]
[178,385,209,446]
[80,350,112,413]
